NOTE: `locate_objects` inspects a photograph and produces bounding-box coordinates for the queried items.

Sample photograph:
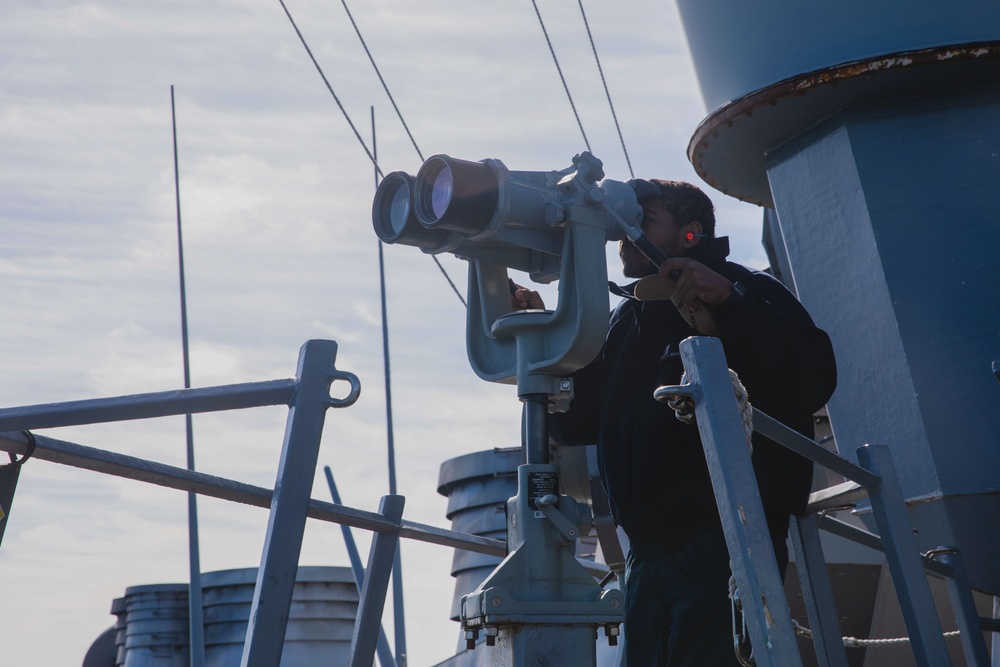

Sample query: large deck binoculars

[372,152,641,283]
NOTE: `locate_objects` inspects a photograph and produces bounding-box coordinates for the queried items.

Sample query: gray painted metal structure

[656,336,992,667]
[373,149,641,663]
[457,163,631,664]
[0,339,521,667]
[675,0,1000,600]
[0,429,505,557]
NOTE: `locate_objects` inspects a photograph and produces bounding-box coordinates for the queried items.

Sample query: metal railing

[0,339,508,667]
[655,336,992,667]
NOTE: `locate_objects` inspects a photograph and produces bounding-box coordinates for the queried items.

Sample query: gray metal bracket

[459,464,624,661]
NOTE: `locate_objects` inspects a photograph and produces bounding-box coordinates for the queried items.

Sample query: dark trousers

[622,529,789,666]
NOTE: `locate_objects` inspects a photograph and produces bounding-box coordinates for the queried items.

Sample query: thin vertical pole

[373,105,407,666]
[324,466,397,667]
[171,85,205,667]
[349,495,405,667]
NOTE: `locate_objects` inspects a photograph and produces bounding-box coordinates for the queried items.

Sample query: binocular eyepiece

[372,152,643,278]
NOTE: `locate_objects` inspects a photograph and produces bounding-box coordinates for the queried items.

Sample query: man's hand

[659,258,733,310]
[510,283,545,310]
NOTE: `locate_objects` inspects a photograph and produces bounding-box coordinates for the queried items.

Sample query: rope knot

[668,370,754,455]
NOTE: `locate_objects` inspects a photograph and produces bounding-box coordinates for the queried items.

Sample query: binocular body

[372,152,641,283]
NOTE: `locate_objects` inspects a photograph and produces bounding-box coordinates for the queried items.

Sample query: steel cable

[576,0,633,178]
[277,0,466,306]
[530,0,592,153]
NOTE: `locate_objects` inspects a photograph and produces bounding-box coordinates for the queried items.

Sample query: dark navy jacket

[552,242,837,555]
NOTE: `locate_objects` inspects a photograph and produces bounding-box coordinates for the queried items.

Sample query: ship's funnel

[95,567,360,666]
[676,0,1000,593]
[437,447,520,625]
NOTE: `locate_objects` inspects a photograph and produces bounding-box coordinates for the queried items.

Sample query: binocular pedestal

[459,464,623,665]
[454,173,627,664]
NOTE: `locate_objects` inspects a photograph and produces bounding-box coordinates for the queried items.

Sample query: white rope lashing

[792,618,963,648]
[689,371,965,657]
[666,369,754,455]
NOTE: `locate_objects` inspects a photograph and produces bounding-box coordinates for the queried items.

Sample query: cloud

[0,1,770,664]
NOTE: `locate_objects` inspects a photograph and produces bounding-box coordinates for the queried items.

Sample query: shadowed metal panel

[675,0,1000,113]
[767,94,1000,593]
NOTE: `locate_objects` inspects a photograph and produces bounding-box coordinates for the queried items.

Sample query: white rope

[792,618,962,647]
[668,370,754,455]
[715,372,961,654]
[728,369,754,455]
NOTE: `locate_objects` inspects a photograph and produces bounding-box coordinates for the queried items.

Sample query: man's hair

[640,179,716,238]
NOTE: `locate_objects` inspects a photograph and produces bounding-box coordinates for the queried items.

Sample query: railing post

[350,494,405,667]
[325,467,397,667]
[665,336,803,667]
[856,444,951,667]
[241,339,360,667]
[788,514,849,667]
[932,549,991,667]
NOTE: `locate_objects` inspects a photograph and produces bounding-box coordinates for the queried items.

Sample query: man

[547,179,837,665]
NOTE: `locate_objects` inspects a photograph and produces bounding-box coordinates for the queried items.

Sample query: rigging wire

[342,0,424,162]
[530,0,591,153]
[576,0,634,178]
[335,0,466,306]
[276,0,466,307]
[372,107,407,667]
[277,0,380,177]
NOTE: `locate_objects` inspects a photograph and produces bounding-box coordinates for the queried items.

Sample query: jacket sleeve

[714,270,837,420]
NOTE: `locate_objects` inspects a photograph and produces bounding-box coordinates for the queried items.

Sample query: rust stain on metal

[783,45,997,92]
[686,41,1000,205]
[692,42,1000,149]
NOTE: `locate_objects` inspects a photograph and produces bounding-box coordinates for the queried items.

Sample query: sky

[0,1,771,664]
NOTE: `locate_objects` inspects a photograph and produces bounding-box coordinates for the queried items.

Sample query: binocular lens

[431,166,453,220]
[415,155,498,234]
[372,171,452,250]
[389,183,410,235]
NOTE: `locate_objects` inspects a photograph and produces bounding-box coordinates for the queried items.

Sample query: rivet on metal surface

[491,596,502,608]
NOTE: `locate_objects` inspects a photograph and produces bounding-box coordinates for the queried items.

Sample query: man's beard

[620,242,658,278]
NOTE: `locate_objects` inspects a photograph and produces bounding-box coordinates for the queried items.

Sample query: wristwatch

[709,281,747,316]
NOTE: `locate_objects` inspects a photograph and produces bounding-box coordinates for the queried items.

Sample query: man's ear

[681,221,704,249]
